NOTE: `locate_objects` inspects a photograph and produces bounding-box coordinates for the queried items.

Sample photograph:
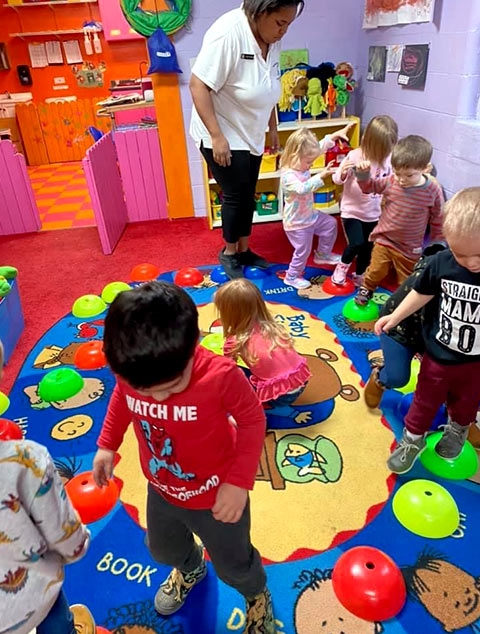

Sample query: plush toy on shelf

[303,78,327,118]
[326,78,337,119]
[0,267,17,299]
[279,69,307,112]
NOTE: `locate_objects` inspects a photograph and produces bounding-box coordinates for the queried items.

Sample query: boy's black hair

[103,281,199,389]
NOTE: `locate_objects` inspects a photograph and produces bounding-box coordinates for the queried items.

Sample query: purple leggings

[285,213,337,278]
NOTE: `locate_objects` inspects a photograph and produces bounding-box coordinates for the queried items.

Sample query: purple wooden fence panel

[0,140,41,236]
[114,127,168,222]
[82,132,128,255]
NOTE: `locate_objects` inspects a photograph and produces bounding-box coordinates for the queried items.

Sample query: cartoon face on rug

[403,550,480,632]
[104,599,184,634]
[24,378,105,410]
[51,414,93,440]
[277,434,342,483]
[294,568,383,634]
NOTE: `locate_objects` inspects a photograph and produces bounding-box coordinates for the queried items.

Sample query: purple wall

[173,0,364,216]
[356,0,480,197]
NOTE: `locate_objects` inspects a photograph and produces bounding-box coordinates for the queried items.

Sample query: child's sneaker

[245,587,275,634]
[435,420,469,459]
[284,275,311,290]
[364,367,386,409]
[331,262,350,285]
[313,252,341,266]
[354,286,373,306]
[387,428,426,474]
[352,273,365,287]
[154,549,207,615]
[70,604,95,634]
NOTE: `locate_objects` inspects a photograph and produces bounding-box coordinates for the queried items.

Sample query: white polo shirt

[190,7,281,157]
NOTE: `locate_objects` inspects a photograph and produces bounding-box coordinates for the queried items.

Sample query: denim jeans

[37,589,75,634]
[378,333,416,389]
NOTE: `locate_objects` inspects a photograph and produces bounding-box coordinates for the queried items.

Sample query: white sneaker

[284,276,311,290]
[314,252,341,266]
[332,262,350,285]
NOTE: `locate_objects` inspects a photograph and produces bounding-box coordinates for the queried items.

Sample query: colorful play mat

[6,264,480,634]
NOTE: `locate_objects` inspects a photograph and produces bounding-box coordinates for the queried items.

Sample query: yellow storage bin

[211,204,222,221]
[260,153,278,173]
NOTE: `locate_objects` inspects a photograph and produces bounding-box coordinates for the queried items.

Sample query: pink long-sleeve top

[224,326,311,402]
[333,148,393,223]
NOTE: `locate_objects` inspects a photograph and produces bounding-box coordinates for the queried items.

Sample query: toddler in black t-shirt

[375,187,480,474]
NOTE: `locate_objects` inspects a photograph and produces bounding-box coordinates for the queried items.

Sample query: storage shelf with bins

[204,116,360,230]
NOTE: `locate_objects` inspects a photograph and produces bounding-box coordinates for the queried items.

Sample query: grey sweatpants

[146,484,266,598]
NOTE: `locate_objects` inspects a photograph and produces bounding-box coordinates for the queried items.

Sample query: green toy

[38,368,84,403]
[120,0,191,37]
[101,282,131,304]
[392,479,459,539]
[303,78,326,117]
[0,267,18,298]
[0,391,10,416]
[72,295,107,319]
[201,333,248,369]
[397,358,421,394]
[420,432,479,480]
[342,298,379,323]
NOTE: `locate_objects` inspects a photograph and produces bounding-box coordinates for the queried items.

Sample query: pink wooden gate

[83,132,128,255]
[0,140,40,236]
[114,127,168,222]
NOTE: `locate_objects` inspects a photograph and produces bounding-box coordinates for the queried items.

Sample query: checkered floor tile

[28,162,96,231]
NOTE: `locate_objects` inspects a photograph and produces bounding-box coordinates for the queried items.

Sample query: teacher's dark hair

[243,0,305,19]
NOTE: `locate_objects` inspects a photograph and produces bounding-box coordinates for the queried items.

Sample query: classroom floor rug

[28,162,95,231]
[6,264,480,634]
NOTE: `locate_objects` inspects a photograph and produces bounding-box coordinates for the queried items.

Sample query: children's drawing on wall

[72,61,106,88]
[398,44,430,90]
[280,48,309,71]
[363,0,436,29]
[386,44,404,72]
[367,46,387,82]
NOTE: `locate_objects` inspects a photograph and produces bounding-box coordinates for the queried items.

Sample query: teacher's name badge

[241,53,255,60]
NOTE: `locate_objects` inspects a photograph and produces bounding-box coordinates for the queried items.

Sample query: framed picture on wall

[398,44,430,90]
[367,46,387,82]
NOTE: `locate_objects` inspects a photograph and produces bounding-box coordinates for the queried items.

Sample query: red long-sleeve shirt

[97,346,266,510]
[356,173,444,260]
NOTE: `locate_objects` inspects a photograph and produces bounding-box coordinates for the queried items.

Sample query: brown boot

[70,604,95,634]
[467,422,480,450]
[364,367,386,409]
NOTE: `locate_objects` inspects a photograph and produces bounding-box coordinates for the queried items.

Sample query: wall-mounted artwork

[398,44,429,90]
[363,0,436,29]
[367,46,387,82]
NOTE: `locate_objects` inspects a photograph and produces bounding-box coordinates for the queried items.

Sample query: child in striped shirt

[353,135,444,306]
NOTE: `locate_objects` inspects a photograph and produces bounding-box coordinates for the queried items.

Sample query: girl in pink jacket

[331,115,398,286]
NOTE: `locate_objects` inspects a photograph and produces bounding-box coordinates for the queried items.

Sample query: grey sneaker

[154,551,207,615]
[219,249,244,279]
[387,428,426,474]
[435,420,469,459]
[245,587,275,634]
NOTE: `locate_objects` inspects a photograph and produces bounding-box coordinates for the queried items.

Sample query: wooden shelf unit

[204,115,360,230]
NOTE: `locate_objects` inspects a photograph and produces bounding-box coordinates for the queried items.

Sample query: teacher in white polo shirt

[190,0,304,279]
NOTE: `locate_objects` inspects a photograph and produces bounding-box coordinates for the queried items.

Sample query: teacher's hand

[212,134,232,167]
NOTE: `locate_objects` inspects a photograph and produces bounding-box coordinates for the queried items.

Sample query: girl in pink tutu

[214,279,310,419]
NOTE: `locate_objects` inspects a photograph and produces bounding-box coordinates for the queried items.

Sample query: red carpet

[0,218,345,395]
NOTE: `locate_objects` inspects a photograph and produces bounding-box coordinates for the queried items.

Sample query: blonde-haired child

[375,187,480,474]
[215,279,310,420]
[280,123,354,290]
[332,115,398,286]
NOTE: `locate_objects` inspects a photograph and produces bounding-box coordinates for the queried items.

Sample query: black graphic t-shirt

[413,250,480,364]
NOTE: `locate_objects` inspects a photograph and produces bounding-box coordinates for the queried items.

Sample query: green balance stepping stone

[38,368,84,403]
[420,431,479,480]
[72,294,106,318]
[342,298,379,323]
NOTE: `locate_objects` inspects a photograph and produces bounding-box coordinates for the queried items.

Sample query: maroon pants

[405,353,480,435]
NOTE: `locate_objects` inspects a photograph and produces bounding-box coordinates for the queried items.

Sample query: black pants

[146,484,266,598]
[200,145,262,244]
[341,218,378,274]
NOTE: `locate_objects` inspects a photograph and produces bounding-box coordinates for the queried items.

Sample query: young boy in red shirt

[93,281,272,633]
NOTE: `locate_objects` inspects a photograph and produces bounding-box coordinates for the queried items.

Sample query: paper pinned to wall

[46,41,63,65]
[363,0,436,29]
[386,45,404,72]
[63,40,83,64]
[28,43,48,68]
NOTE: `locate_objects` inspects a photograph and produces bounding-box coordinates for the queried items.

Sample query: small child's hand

[340,158,356,177]
[356,160,371,173]
[212,482,248,523]
[374,315,397,336]
[93,448,115,487]
[320,160,337,179]
[331,121,355,143]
